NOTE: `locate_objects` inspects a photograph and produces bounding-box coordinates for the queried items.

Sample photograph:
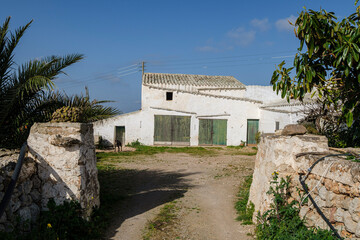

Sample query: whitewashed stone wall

[0,122,100,230]
[27,122,100,216]
[249,133,360,238]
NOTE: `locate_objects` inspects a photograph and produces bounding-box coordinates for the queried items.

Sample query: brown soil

[104,149,255,240]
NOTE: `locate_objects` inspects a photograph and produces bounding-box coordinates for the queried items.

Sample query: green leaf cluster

[271,1,360,131]
[256,172,337,240]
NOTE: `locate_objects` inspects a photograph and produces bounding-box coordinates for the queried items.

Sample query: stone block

[356,221,360,237]
[18,207,31,222]
[281,124,307,136]
[344,211,357,233]
[335,208,345,222]
[30,189,41,202]
[31,175,41,189]
[22,180,33,195]
[29,204,40,223]
[19,194,32,207]
[0,212,6,223]
[349,198,360,222]
[342,197,351,210]
[318,186,328,201]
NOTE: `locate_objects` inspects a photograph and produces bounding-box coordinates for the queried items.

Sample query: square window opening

[166,92,173,101]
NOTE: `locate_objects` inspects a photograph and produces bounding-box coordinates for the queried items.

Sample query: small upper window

[166,92,173,101]
[275,121,280,131]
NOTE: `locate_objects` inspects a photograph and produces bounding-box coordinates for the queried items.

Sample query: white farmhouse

[94,73,308,146]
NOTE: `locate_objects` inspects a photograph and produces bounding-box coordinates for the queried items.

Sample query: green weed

[143,201,179,240]
[256,172,337,239]
[235,175,254,225]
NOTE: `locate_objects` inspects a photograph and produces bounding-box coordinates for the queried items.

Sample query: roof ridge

[144,72,235,78]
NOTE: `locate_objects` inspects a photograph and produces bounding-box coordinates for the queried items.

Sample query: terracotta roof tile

[143,73,245,89]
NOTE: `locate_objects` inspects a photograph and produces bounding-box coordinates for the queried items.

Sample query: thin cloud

[276,15,297,32]
[250,18,270,31]
[227,27,256,46]
[196,45,219,53]
[196,24,257,52]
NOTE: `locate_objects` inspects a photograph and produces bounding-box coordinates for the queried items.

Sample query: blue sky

[1,0,357,113]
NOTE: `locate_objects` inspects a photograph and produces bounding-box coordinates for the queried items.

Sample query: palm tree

[45,87,122,122]
[0,17,84,148]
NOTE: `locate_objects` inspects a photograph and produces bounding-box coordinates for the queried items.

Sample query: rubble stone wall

[0,149,40,231]
[249,134,360,239]
[0,122,100,231]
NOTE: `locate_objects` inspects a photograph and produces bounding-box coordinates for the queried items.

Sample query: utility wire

[55,63,141,85]
[58,69,141,89]
[147,61,282,71]
[146,50,295,64]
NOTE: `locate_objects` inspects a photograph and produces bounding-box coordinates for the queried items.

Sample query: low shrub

[0,199,103,240]
[127,139,142,147]
[256,172,337,240]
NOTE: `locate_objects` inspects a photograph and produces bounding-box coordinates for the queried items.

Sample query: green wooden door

[154,115,190,145]
[199,119,212,145]
[213,119,227,145]
[154,115,172,142]
[199,119,227,145]
[172,116,191,143]
[247,119,259,145]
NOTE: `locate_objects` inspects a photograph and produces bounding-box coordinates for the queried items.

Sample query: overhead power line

[55,63,141,85]
[146,50,295,64]
[58,69,141,89]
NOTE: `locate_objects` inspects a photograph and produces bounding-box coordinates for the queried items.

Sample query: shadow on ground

[98,166,197,239]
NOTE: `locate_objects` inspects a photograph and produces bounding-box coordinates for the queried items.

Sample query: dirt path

[103,149,255,240]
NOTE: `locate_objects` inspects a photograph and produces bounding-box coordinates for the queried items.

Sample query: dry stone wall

[249,133,360,239]
[0,122,100,231]
[0,149,40,231]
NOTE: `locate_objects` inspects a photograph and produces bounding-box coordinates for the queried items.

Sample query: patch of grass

[346,155,360,162]
[228,151,257,156]
[143,201,179,240]
[97,146,218,160]
[235,175,254,225]
[227,145,245,149]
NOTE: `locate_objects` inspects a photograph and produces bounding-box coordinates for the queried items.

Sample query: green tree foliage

[0,17,120,148]
[0,17,83,147]
[271,2,360,134]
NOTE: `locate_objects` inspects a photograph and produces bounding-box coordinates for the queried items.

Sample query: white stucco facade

[94,73,308,146]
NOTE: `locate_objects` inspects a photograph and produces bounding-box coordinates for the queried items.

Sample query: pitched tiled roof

[143,73,245,89]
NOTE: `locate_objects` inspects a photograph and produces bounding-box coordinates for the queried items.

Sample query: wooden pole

[142,61,145,76]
